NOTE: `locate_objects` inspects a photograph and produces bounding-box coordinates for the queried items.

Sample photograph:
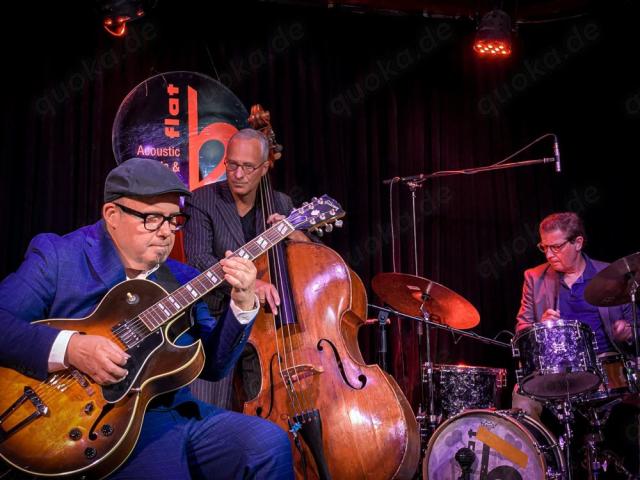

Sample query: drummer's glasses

[537,239,571,254]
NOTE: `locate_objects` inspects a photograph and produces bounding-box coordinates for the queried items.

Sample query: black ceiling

[259,0,599,23]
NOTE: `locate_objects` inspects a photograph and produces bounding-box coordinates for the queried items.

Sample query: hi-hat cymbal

[371,273,480,329]
[585,252,640,307]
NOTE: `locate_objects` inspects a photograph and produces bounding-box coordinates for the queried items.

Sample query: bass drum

[424,409,564,480]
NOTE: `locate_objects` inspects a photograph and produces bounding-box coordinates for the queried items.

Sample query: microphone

[553,136,561,173]
[454,447,476,480]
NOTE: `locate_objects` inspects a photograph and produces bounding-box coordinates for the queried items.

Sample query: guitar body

[0,279,205,479]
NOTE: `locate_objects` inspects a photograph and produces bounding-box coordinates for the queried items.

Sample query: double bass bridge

[0,386,48,442]
[281,364,324,390]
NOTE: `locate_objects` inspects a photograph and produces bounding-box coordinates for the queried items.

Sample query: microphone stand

[405,180,431,438]
[382,132,559,185]
[368,304,511,349]
[381,134,557,459]
[377,309,390,372]
[383,156,556,185]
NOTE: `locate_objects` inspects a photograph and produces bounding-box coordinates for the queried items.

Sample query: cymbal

[585,252,640,307]
[371,273,480,329]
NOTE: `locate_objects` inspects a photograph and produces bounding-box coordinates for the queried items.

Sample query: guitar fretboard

[137,219,296,331]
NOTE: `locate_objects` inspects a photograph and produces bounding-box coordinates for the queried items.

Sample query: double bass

[244,106,420,479]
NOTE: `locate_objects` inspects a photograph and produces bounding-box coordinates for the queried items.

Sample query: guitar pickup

[71,369,95,397]
[0,386,49,442]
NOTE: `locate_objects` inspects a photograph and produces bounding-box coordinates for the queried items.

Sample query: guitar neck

[137,218,297,331]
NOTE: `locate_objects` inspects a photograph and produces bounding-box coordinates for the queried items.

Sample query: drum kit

[371,251,640,480]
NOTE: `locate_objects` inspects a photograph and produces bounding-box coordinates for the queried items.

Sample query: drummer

[512,211,634,417]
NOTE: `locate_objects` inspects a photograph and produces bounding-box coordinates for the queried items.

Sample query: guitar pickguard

[102,329,163,403]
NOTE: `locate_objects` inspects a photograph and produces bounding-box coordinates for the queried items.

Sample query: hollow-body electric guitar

[0,195,343,479]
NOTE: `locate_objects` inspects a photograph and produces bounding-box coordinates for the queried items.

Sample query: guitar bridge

[0,386,49,442]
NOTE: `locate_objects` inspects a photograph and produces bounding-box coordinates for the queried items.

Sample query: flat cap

[104,158,191,202]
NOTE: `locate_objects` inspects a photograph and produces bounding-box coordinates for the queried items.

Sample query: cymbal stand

[580,399,635,480]
[419,299,439,438]
[368,304,512,350]
[629,279,640,391]
[548,399,575,480]
[582,402,613,480]
[405,180,435,443]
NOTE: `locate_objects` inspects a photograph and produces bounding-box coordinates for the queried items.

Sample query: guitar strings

[22,211,313,410]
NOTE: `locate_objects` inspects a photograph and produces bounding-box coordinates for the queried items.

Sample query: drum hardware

[584,251,640,387]
[369,303,510,451]
[371,273,484,444]
[423,409,566,479]
[420,299,439,438]
[454,447,476,480]
[577,399,637,480]
[381,134,563,478]
[547,400,576,480]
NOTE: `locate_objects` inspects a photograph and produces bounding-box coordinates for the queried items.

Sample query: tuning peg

[319,213,326,220]
[324,223,333,233]
[335,220,343,228]
[315,228,324,237]
[311,197,318,202]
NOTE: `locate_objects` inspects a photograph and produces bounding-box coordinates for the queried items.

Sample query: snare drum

[512,319,601,399]
[423,364,506,419]
[424,409,565,480]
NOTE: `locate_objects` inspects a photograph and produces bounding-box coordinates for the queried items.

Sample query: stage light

[100,0,146,37]
[473,9,512,57]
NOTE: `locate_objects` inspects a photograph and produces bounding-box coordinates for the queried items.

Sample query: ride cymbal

[372,273,480,329]
[585,252,640,307]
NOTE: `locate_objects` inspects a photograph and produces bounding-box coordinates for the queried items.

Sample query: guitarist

[0,158,293,479]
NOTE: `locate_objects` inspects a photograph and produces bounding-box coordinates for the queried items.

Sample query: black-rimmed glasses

[114,203,189,232]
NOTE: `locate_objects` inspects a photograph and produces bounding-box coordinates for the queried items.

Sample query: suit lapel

[84,220,126,289]
[538,265,559,319]
[216,183,245,246]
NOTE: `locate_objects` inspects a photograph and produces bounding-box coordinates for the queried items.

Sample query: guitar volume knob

[69,428,82,441]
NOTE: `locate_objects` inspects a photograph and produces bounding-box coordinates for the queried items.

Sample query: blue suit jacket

[0,220,252,408]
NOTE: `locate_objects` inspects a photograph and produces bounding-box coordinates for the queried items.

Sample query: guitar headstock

[287,195,345,235]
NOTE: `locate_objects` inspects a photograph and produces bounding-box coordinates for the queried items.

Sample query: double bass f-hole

[316,339,366,390]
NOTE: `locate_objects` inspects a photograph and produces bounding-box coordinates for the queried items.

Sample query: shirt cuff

[48,330,77,372]
[230,295,259,325]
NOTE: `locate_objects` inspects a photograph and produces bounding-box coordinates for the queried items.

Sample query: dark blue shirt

[558,256,613,353]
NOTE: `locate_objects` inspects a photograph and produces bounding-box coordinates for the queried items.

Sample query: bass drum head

[424,409,564,480]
